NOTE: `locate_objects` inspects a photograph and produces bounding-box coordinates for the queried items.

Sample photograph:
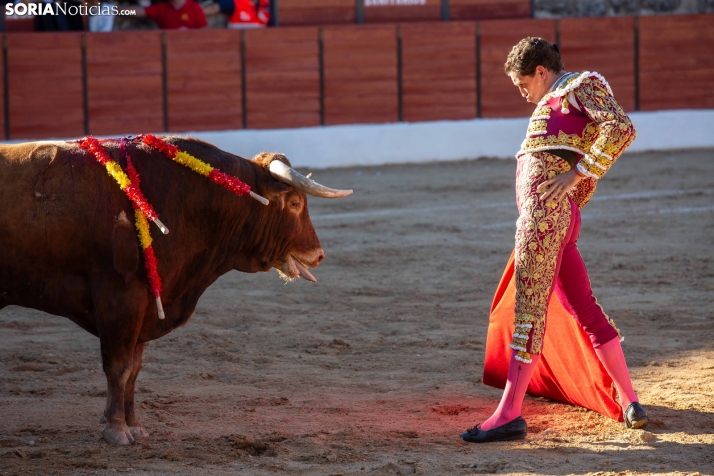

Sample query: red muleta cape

[483,251,623,421]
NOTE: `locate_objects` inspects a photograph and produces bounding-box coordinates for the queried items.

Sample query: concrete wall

[190,109,714,169]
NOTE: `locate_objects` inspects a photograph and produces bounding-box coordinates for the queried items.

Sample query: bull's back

[0,142,122,323]
[0,142,108,254]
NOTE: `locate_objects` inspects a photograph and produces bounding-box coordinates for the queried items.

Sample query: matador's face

[509,66,551,104]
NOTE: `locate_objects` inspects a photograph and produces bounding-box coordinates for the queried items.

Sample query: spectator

[35,0,85,31]
[87,0,116,31]
[202,0,269,29]
[0,0,14,32]
[131,0,207,29]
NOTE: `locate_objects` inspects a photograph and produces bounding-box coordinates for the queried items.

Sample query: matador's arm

[573,76,637,180]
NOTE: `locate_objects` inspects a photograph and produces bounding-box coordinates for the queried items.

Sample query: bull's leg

[96,288,146,446]
[124,342,149,440]
[100,335,138,445]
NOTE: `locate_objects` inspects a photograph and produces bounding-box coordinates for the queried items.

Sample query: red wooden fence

[322,24,398,125]
[0,41,4,138]
[85,31,163,136]
[7,32,83,139]
[279,0,355,26]
[244,27,321,129]
[1,13,713,139]
[639,14,714,111]
[401,22,476,122]
[272,0,531,25]
[450,0,531,21]
[559,16,636,113]
[165,29,243,132]
[364,0,441,23]
[479,19,555,118]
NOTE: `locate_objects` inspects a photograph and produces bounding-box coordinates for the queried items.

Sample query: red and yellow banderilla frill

[79,135,269,320]
[124,142,165,320]
[142,134,269,205]
[80,137,167,319]
[78,137,169,235]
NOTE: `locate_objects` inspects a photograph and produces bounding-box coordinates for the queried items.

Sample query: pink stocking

[594,337,638,409]
[480,352,541,430]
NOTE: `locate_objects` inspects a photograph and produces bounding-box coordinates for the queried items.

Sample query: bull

[0,137,351,445]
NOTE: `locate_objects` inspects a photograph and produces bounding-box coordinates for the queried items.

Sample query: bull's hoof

[129,425,149,440]
[103,424,135,445]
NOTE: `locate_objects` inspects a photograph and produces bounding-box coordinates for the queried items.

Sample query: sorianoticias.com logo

[6,2,127,16]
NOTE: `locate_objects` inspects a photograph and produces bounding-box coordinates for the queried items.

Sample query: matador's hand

[537,168,583,204]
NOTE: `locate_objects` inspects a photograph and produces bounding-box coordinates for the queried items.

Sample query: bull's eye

[290,200,301,210]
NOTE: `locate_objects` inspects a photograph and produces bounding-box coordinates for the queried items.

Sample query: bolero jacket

[517,71,636,208]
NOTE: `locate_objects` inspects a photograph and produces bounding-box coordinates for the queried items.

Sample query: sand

[1,149,713,475]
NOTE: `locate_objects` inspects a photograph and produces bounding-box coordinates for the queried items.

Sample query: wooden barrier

[450,0,530,21]
[85,31,163,136]
[244,27,320,129]
[401,22,476,122]
[639,14,714,111]
[479,19,555,118]
[323,24,398,125]
[7,33,83,139]
[0,38,4,138]
[2,14,714,141]
[5,18,35,32]
[364,0,441,23]
[279,0,355,25]
[559,16,636,112]
[165,30,243,132]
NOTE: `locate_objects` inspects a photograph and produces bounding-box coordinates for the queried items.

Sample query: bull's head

[242,152,352,283]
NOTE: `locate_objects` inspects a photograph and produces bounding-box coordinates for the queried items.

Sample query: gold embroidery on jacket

[521,125,600,153]
[570,176,597,209]
[574,78,636,179]
[517,72,636,185]
[526,119,549,136]
[511,152,572,360]
[531,104,552,119]
[509,73,632,362]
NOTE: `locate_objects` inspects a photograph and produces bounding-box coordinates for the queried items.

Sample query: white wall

[190,109,714,169]
[7,109,714,169]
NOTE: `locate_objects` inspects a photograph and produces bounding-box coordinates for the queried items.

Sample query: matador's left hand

[537,168,583,204]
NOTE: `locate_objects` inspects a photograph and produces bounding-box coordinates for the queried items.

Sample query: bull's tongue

[293,258,317,283]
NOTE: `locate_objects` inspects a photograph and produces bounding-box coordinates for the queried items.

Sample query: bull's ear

[261,181,292,210]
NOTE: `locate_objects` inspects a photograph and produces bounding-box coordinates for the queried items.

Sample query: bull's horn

[269,160,352,198]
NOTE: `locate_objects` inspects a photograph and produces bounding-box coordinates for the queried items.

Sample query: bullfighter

[462,37,649,443]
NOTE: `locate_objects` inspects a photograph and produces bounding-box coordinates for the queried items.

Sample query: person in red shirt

[131,0,207,29]
[202,0,269,29]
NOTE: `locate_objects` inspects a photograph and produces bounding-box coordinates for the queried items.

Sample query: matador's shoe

[460,417,527,443]
[624,402,649,429]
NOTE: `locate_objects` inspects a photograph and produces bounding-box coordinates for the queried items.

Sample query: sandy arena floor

[1,149,713,476]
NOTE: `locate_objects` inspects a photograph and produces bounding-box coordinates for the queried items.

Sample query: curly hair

[504,37,564,77]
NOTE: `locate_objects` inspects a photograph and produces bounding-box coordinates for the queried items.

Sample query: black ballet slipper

[624,402,649,429]
[460,416,527,443]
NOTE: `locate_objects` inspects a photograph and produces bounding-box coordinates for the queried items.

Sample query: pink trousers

[550,198,620,348]
[511,152,619,362]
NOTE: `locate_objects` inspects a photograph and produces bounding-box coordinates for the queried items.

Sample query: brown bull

[0,137,351,445]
